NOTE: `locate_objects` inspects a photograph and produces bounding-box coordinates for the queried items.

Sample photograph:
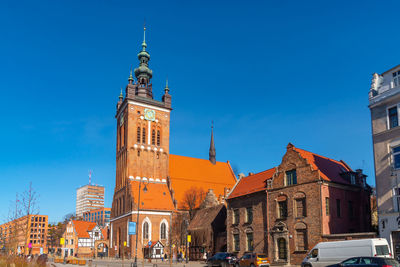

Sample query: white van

[301,238,392,267]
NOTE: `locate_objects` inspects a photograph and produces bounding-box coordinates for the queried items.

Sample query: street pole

[185,220,188,264]
[169,211,172,267]
[134,181,143,267]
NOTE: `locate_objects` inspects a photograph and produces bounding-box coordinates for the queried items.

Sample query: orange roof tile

[169,154,237,209]
[294,147,352,184]
[130,181,175,211]
[227,168,275,199]
[72,220,97,238]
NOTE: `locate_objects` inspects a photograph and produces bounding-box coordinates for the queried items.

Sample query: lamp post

[133,179,149,267]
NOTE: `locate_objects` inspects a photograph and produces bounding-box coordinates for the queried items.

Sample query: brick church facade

[227,143,373,265]
[109,27,237,259]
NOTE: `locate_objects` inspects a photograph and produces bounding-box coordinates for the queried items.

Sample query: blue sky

[0,0,398,222]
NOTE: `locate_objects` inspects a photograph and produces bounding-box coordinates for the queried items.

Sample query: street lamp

[133,179,149,267]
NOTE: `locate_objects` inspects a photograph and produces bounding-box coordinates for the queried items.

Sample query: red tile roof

[227,145,356,200]
[169,154,237,209]
[293,147,352,184]
[130,181,175,211]
[227,168,275,199]
[72,220,97,238]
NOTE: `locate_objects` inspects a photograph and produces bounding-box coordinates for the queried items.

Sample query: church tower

[114,25,172,192]
[110,26,173,258]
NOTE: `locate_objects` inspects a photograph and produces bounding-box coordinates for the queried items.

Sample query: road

[50,259,207,267]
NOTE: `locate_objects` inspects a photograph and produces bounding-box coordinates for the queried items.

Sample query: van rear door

[374,244,391,258]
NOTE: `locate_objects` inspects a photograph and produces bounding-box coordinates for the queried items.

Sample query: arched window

[157,130,161,146]
[152,130,155,145]
[142,128,146,144]
[137,127,141,143]
[160,223,166,239]
[143,222,149,239]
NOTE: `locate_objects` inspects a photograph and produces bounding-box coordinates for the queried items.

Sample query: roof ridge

[294,147,346,165]
[170,154,230,164]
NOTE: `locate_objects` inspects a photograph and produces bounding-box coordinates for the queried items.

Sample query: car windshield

[257,254,267,258]
[375,245,390,255]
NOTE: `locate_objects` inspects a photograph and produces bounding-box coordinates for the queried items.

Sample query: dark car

[36,254,48,266]
[327,257,400,267]
[208,252,237,267]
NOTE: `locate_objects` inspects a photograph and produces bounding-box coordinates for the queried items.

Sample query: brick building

[227,143,373,265]
[0,215,48,255]
[62,220,107,258]
[110,26,237,259]
[82,207,111,226]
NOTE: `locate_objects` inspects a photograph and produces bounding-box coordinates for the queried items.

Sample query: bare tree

[182,187,206,219]
[20,182,39,255]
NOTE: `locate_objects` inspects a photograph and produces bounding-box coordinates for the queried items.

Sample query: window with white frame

[393,187,400,212]
[393,70,400,88]
[392,146,400,170]
[388,106,399,129]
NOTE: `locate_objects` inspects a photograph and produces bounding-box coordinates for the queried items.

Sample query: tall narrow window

[246,232,254,251]
[278,201,288,219]
[392,146,400,169]
[233,209,240,224]
[296,230,307,251]
[143,222,149,239]
[336,199,341,218]
[296,198,306,217]
[348,201,354,220]
[142,128,146,144]
[137,127,141,143]
[246,207,253,223]
[157,130,161,146]
[152,130,156,145]
[285,170,297,186]
[278,238,287,260]
[393,70,400,87]
[233,234,240,251]
[160,223,166,239]
[325,197,330,216]
[389,106,398,129]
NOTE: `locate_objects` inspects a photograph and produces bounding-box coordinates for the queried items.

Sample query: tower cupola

[134,25,153,98]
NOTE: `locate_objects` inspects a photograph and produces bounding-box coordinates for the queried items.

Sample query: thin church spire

[209,121,216,164]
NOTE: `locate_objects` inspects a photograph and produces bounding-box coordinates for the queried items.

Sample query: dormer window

[393,71,400,88]
[285,170,297,186]
[350,174,356,185]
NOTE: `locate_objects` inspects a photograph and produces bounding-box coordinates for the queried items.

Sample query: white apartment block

[76,184,105,218]
[369,64,400,259]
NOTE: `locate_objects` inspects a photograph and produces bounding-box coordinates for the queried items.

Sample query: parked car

[208,252,237,267]
[326,256,400,267]
[36,254,48,266]
[235,253,270,267]
[301,238,392,267]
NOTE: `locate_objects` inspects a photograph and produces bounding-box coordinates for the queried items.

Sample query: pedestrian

[203,251,207,262]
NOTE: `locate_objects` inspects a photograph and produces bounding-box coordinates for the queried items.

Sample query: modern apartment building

[0,215,48,255]
[369,64,400,258]
[82,207,111,226]
[76,184,105,218]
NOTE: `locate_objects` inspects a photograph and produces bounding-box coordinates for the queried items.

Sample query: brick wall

[227,191,268,257]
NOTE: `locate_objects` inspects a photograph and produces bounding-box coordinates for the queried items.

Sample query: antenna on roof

[89,170,92,185]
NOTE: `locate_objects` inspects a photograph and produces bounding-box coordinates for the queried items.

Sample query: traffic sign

[128,222,136,235]
[148,241,152,246]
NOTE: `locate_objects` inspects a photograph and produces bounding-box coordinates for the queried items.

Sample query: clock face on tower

[144,108,156,121]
